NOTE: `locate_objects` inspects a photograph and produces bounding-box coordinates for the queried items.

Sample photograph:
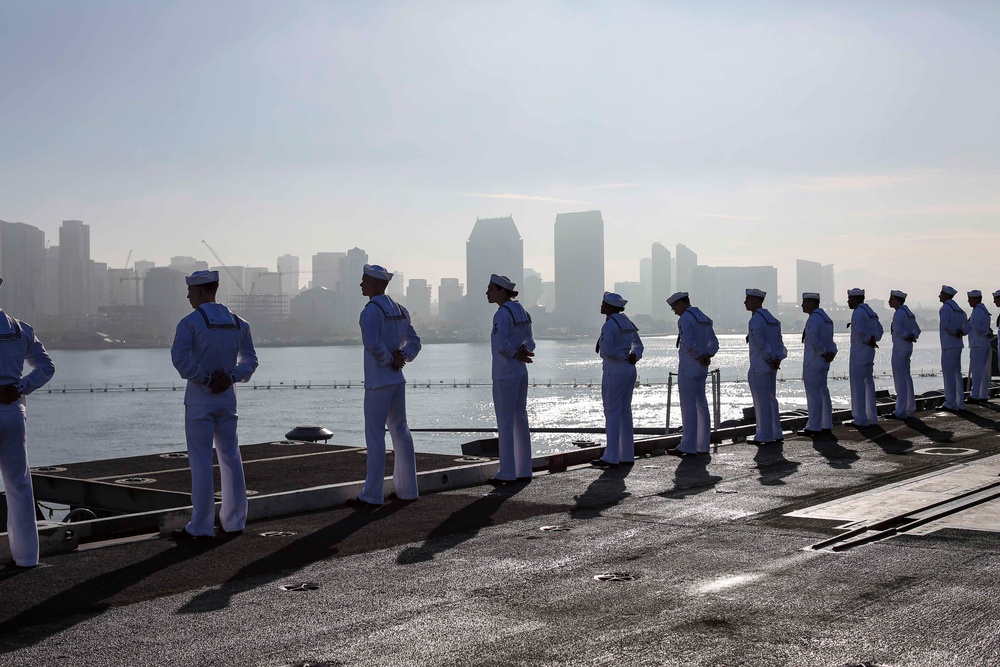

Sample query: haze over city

[3,1,999,304]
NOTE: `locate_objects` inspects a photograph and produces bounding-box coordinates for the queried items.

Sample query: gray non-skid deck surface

[3,404,1000,666]
[32,444,471,494]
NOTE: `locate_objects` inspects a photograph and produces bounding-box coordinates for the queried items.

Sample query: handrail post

[665,372,674,434]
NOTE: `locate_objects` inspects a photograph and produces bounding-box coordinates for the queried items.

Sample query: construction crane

[201,240,247,295]
[117,249,141,305]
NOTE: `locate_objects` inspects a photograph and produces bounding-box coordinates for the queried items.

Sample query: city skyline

[2,2,999,305]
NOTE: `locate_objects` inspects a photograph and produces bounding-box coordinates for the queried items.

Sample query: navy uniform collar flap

[813,308,833,324]
[196,304,240,330]
[755,309,779,326]
[609,312,637,332]
[501,301,532,325]
[0,313,22,340]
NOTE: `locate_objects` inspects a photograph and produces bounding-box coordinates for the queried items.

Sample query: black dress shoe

[590,459,618,469]
[774,438,784,444]
[487,477,516,486]
[746,439,770,446]
[171,528,211,542]
[796,429,821,437]
[219,528,244,537]
[665,447,695,457]
[345,497,382,510]
[821,429,833,435]
[619,461,635,466]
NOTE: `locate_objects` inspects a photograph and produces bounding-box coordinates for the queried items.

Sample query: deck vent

[284,426,333,443]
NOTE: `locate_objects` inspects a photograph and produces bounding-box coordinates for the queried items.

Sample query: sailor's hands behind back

[208,370,233,394]
[0,384,20,404]
[515,346,535,364]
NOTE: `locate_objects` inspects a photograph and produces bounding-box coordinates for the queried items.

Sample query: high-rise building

[133,260,155,279]
[41,245,59,317]
[796,259,822,299]
[821,264,836,307]
[406,279,432,320]
[466,216,524,326]
[277,254,300,295]
[312,252,345,290]
[675,243,697,293]
[554,210,604,332]
[387,270,405,300]
[0,220,46,321]
[211,266,246,305]
[613,281,644,310]
[696,265,779,331]
[650,242,672,322]
[438,278,464,321]
[143,267,188,332]
[639,257,652,316]
[90,261,110,311]
[170,256,208,273]
[58,220,91,319]
[338,248,368,332]
[108,269,140,307]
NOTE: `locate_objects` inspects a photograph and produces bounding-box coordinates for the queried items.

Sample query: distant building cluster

[0,213,861,346]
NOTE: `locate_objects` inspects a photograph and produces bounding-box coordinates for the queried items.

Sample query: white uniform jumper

[676,307,720,453]
[939,299,967,410]
[597,312,643,464]
[967,303,993,400]
[0,312,54,567]
[359,295,421,505]
[491,300,536,480]
[747,308,787,443]
[849,303,883,426]
[802,308,837,431]
[890,305,921,418]
[171,303,257,536]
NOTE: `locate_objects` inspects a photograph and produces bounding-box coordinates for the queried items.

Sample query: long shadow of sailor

[177,501,407,614]
[658,454,722,499]
[569,466,632,520]
[856,423,912,456]
[904,415,956,443]
[951,407,1000,430]
[0,539,226,644]
[810,432,860,470]
[752,443,801,486]
[396,484,526,565]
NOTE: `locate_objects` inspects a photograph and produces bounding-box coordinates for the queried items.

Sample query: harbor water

[16,333,960,472]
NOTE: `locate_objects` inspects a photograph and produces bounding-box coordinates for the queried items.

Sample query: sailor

[798,292,837,436]
[487,274,536,483]
[170,270,258,539]
[667,291,719,456]
[846,288,883,427]
[888,290,921,419]
[355,264,421,506]
[938,285,968,411]
[966,290,993,404]
[592,292,643,468]
[0,278,55,568]
[744,288,787,445]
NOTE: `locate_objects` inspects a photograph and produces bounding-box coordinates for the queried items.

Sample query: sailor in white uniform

[745,288,787,445]
[356,264,421,506]
[798,292,837,436]
[888,290,921,419]
[170,270,258,539]
[592,292,643,467]
[966,290,993,403]
[847,288,884,426]
[0,278,55,567]
[668,292,719,456]
[938,285,968,411]
[487,274,536,482]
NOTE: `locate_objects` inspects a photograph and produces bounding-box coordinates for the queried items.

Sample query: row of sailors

[593,284,999,464]
[2,269,997,567]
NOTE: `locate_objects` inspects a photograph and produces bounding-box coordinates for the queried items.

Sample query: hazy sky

[2,1,998,304]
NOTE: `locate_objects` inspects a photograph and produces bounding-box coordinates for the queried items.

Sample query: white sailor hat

[745,288,766,298]
[968,289,982,298]
[602,291,627,308]
[489,274,515,290]
[666,291,689,305]
[801,292,820,301]
[363,264,393,281]
[185,270,220,286]
[993,289,1000,298]
[941,285,957,296]
[890,290,907,299]
[847,287,865,297]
